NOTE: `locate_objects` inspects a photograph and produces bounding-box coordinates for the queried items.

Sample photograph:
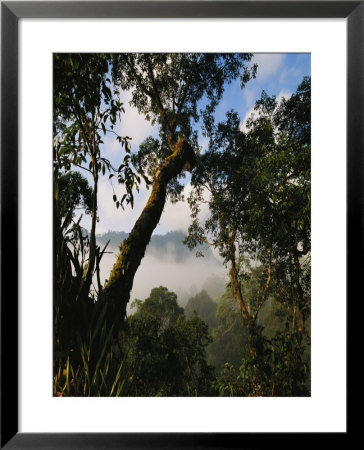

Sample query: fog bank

[96,230,228,312]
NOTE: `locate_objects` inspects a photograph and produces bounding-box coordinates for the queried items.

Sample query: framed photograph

[1,1,357,448]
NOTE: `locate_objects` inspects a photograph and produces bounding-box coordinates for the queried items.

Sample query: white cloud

[276,89,292,104]
[156,182,210,234]
[239,104,258,133]
[118,90,157,149]
[155,201,191,234]
[253,53,286,81]
[199,136,209,154]
[243,86,258,107]
[239,89,292,133]
[101,89,157,161]
[96,176,150,234]
[156,183,193,234]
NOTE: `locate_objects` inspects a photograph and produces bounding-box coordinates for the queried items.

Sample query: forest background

[53,52,311,397]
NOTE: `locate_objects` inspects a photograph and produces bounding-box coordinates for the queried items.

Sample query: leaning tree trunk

[100,138,196,323]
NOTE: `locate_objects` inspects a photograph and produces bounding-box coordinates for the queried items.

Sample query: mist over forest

[96,230,227,309]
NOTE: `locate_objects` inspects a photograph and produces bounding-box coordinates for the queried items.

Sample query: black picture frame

[1,1,357,448]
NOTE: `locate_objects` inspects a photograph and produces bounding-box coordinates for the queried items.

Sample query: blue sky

[78,53,311,235]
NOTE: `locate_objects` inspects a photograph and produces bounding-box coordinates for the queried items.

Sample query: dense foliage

[185,290,217,331]
[53,53,310,397]
[122,287,214,396]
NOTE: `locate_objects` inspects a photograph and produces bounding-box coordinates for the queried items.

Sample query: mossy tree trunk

[103,53,255,325]
[227,231,253,330]
[101,138,196,322]
[227,231,272,332]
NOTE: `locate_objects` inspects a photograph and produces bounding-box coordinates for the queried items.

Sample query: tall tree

[185,77,311,333]
[207,287,249,372]
[124,286,214,396]
[54,53,137,304]
[100,53,256,322]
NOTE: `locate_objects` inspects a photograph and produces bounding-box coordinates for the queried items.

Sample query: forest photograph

[53,52,311,397]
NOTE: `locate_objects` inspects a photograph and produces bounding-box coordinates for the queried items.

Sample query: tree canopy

[100,53,257,322]
[185,77,311,331]
[53,54,311,398]
[124,287,214,396]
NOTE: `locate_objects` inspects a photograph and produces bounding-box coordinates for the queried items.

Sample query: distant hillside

[96,230,217,263]
[96,230,128,249]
